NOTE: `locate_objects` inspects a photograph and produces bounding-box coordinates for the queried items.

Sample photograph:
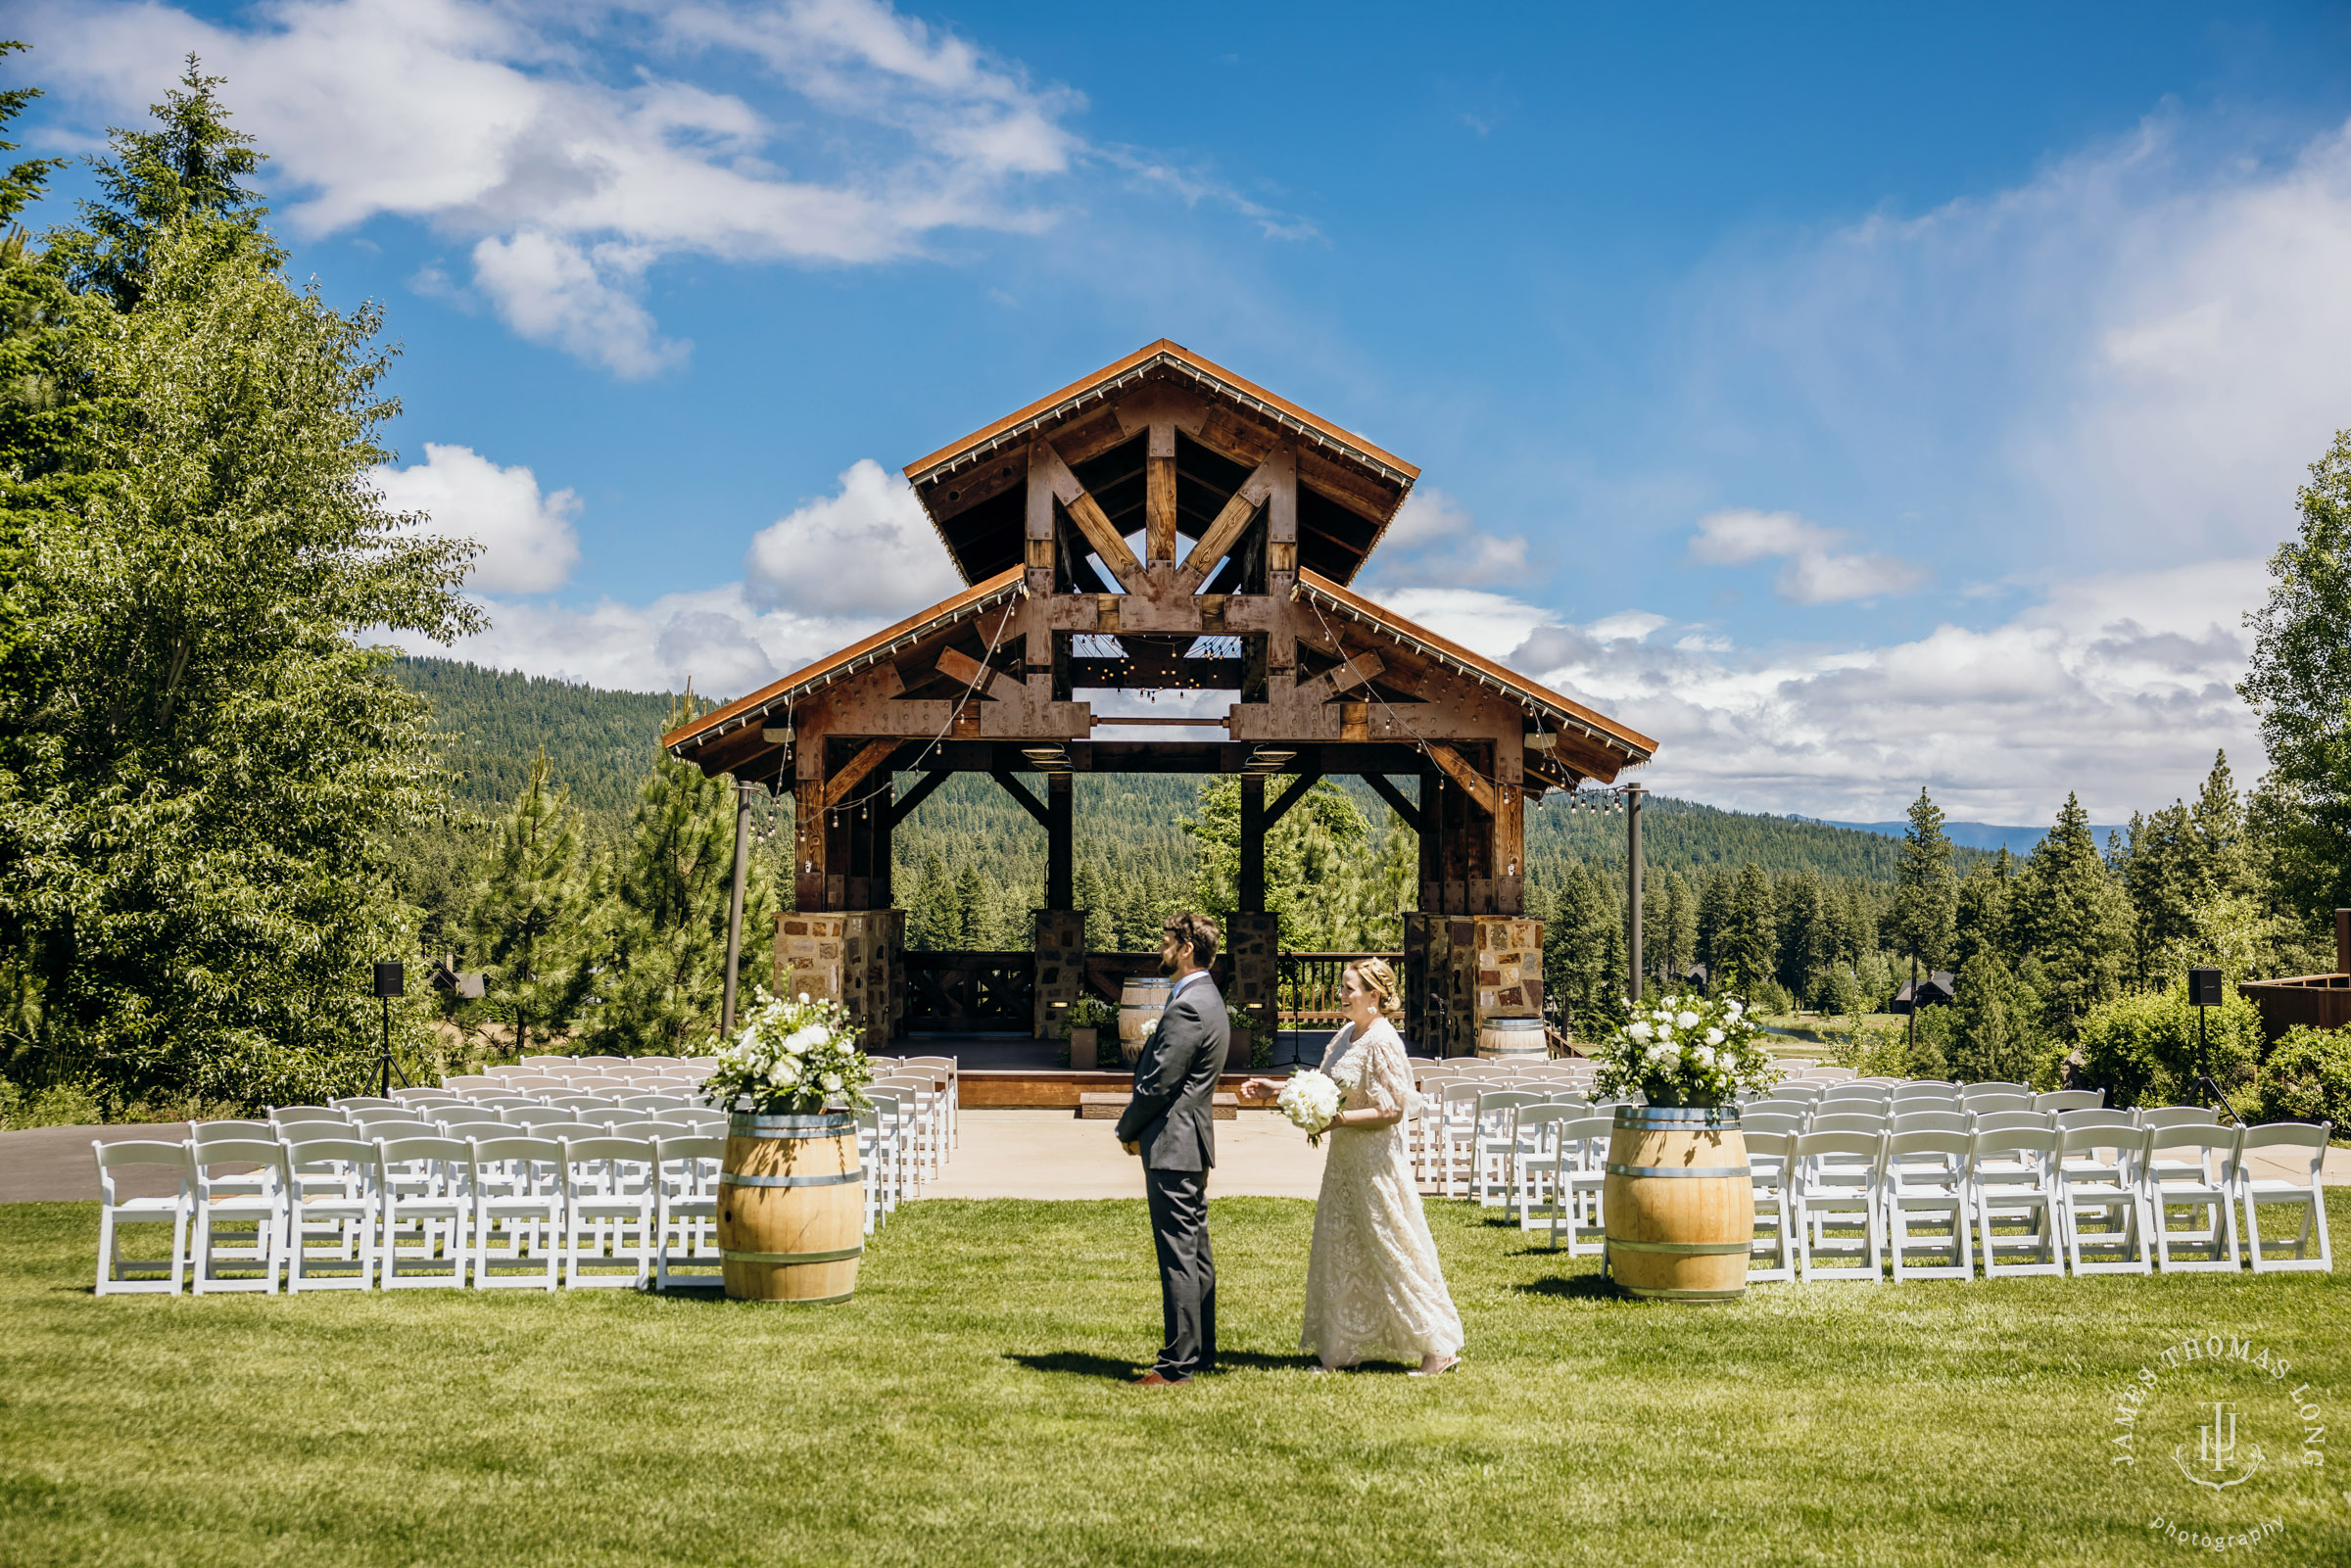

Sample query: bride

[1243,958,1463,1375]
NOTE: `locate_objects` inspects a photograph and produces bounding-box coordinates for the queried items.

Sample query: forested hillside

[390,657,681,819]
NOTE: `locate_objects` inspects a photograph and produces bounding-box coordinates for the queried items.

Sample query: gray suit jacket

[1114,975,1227,1170]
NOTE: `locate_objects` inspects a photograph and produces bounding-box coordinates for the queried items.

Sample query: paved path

[924,1109,1325,1200]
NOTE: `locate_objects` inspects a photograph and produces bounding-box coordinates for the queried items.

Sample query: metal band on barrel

[1605,1238,1751,1255]
[719,1245,865,1264]
[718,1169,862,1188]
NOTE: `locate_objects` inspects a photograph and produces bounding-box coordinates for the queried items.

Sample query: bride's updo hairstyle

[1346,957,1402,1019]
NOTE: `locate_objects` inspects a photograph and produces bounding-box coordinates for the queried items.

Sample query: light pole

[721,779,755,1038]
[1625,784,1646,1007]
[372,961,404,1097]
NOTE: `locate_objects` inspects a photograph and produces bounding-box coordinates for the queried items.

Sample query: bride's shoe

[1408,1354,1461,1378]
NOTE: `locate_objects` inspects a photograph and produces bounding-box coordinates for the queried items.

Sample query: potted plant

[1063,994,1118,1070]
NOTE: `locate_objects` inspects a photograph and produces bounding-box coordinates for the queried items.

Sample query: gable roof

[1294,570,1656,765]
[901,340,1418,588]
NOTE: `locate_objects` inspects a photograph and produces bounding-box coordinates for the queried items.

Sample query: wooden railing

[1277,951,1406,1026]
[903,951,1033,1033]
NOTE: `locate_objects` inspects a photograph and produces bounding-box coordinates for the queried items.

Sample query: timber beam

[1424,741,1497,818]
[1362,772,1421,833]
[935,646,1026,703]
[1260,768,1325,832]
[822,738,899,811]
[886,767,951,828]
[1033,440,1143,589]
[988,769,1051,828]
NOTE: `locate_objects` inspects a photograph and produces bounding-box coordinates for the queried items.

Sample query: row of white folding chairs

[1421,1086,1632,1201]
[1739,1120,2332,1281]
[1739,1105,2134,1140]
[93,1130,727,1295]
[1507,1115,2331,1280]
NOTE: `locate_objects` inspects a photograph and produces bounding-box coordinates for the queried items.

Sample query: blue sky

[14,2,2351,821]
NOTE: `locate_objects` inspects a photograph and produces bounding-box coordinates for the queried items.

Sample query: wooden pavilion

[660,341,1657,1055]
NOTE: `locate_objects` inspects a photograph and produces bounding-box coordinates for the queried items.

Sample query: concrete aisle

[921,1109,1327,1201]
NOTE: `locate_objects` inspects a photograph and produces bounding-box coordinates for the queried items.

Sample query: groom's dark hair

[1164,911,1220,968]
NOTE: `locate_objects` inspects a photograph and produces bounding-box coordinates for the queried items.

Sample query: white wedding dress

[1299,1018,1464,1367]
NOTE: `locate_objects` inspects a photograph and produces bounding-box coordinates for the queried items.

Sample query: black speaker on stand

[2184,967,2240,1124]
[373,961,406,1099]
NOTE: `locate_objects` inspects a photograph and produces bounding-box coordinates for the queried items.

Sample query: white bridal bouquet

[1277,1069,1344,1146]
[1590,992,1781,1110]
[700,988,874,1117]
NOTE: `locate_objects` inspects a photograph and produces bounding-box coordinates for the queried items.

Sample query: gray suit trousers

[1143,1165,1215,1378]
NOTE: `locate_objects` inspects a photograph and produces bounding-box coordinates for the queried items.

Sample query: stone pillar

[1401,913,1545,1058]
[1032,908,1087,1041]
[772,908,903,1051]
[1223,912,1278,1071]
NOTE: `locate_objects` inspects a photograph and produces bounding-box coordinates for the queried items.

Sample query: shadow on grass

[1005,1349,1316,1381]
[1511,1273,1618,1300]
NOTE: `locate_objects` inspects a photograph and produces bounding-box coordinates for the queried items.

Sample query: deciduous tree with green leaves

[2240,427,2351,925]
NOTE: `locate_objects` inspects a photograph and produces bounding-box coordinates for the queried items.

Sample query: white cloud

[29,0,1086,372]
[1688,507,1926,604]
[468,232,685,379]
[372,443,581,594]
[1511,558,2266,823]
[1360,487,1529,591]
[1685,115,2351,571]
[744,459,964,616]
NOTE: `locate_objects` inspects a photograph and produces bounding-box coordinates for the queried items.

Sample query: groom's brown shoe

[1135,1371,1192,1387]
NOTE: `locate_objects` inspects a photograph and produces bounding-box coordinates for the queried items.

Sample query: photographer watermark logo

[2109,1330,2328,1555]
[2179,1401,2262,1491]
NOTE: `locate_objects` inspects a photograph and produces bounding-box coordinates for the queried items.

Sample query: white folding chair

[1793,1130,1886,1282]
[1884,1130,1973,1281]
[899,1056,961,1152]
[469,1135,562,1290]
[92,1139,194,1296]
[1437,1083,1486,1198]
[1511,1105,1572,1228]
[1552,1115,1615,1257]
[376,1135,473,1288]
[2057,1124,2152,1274]
[653,1134,725,1291]
[1745,1129,1796,1284]
[874,1074,944,1186]
[190,1137,291,1295]
[2035,1090,2104,1114]
[2144,1124,2243,1272]
[1960,1081,2033,1100]
[1970,1127,2064,1278]
[1891,1110,1968,1136]
[1473,1090,1544,1207]
[2238,1120,2332,1273]
[560,1136,655,1289]
[283,1135,383,1292]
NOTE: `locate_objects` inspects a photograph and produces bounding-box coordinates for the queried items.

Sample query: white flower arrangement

[1276,1069,1344,1147]
[1590,992,1780,1109]
[700,987,874,1116]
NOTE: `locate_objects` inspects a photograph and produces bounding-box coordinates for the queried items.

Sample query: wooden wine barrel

[1476,1016,1548,1061]
[1603,1105,1753,1303]
[1118,975,1174,1068]
[717,1111,863,1304]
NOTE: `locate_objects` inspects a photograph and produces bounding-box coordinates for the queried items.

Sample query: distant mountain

[1794,816,2128,857]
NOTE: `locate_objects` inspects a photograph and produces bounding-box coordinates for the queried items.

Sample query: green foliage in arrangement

[0,58,477,1112]
[2253,1024,2351,1132]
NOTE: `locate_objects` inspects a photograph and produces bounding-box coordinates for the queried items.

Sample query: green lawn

[2,1194,2345,1567]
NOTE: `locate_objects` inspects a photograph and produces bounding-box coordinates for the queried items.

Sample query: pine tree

[1893,788,1957,1043]
[906,855,953,951]
[577,705,773,1054]
[952,864,986,948]
[465,751,589,1056]
[1719,863,1777,996]
[2014,793,2132,1041]
[1950,950,2025,1082]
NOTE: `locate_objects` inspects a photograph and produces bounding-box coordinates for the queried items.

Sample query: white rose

[1705,1028,1723,1046]
[1676,1010,1700,1029]
[1656,1025,1674,1043]
[821,1072,842,1092]
[1627,1021,1654,1042]
[1725,999,1744,1017]
[766,1059,799,1087]
[798,991,811,1004]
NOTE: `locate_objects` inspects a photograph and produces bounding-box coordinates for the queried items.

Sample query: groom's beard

[1157,949,1179,976]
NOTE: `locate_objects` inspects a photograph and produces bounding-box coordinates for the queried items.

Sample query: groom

[1115,912,1229,1386]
